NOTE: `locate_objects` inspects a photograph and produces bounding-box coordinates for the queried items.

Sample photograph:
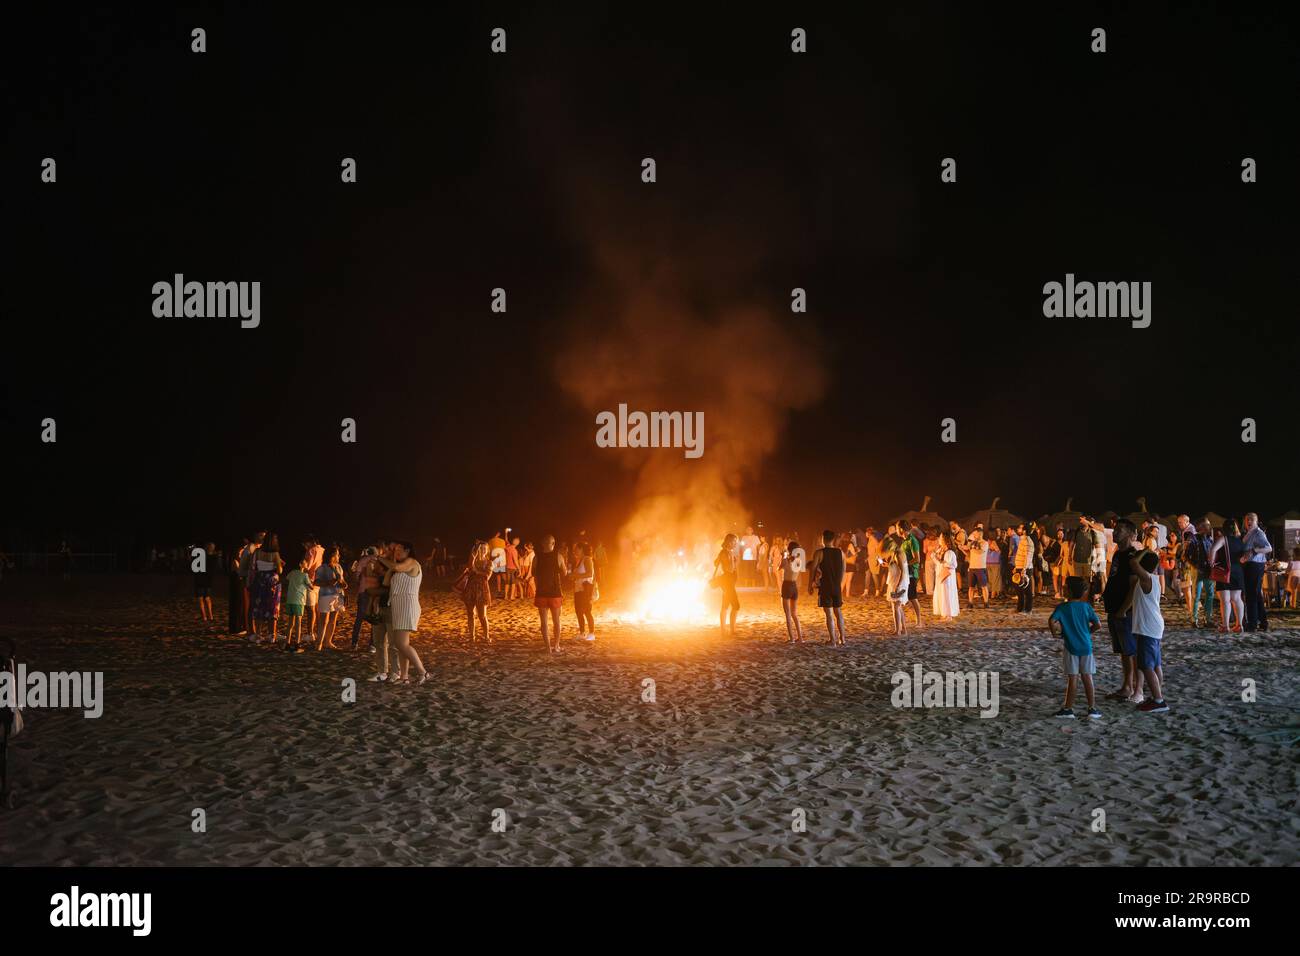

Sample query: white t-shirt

[967,539,988,569]
[740,535,759,561]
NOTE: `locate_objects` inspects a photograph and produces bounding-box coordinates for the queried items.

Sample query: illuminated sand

[1,576,1297,866]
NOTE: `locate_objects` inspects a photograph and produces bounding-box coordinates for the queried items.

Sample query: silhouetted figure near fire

[711,534,740,636]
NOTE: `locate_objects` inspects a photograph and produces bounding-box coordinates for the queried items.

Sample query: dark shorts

[1137,633,1162,670]
[1108,612,1136,656]
[780,580,799,600]
[969,568,988,588]
[818,589,843,609]
[907,577,918,600]
[194,585,211,597]
[534,596,562,610]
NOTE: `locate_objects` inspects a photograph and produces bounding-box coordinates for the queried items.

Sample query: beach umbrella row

[959,497,1025,531]
[885,497,1293,535]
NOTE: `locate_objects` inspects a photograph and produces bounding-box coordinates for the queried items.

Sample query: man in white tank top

[1123,550,1168,713]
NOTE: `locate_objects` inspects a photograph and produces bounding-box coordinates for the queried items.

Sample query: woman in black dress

[1207,520,1245,633]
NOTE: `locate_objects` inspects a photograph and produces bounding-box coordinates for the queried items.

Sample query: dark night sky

[2,3,1297,554]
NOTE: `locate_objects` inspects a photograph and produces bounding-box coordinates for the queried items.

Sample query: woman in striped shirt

[374,541,429,685]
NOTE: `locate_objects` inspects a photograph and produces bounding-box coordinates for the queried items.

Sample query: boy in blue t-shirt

[1048,576,1102,719]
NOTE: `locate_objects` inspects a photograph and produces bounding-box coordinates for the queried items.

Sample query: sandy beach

[2,575,1297,866]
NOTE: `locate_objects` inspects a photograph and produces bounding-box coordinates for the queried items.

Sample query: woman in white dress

[375,541,429,685]
[932,532,960,619]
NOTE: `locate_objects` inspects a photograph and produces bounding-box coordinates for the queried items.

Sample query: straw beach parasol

[894,496,949,530]
[1045,497,1087,531]
[960,497,1024,532]
[1125,496,1158,525]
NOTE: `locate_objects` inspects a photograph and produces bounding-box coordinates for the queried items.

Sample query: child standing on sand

[282,557,315,653]
[1120,549,1170,713]
[1048,577,1102,719]
[885,545,908,635]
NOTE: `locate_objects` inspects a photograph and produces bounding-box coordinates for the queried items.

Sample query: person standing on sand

[711,533,741,637]
[193,541,216,624]
[894,524,924,628]
[227,537,249,634]
[248,533,284,643]
[1013,522,1036,613]
[518,541,536,599]
[349,545,381,650]
[1239,512,1272,632]
[1119,550,1169,713]
[986,532,1002,599]
[372,541,428,684]
[236,532,264,635]
[885,544,909,635]
[965,528,990,608]
[313,546,347,650]
[281,555,314,652]
[533,535,567,653]
[808,530,846,646]
[301,535,325,645]
[779,537,805,643]
[462,541,494,644]
[932,531,960,620]
[1101,519,1143,704]
[1048,576,1102,719]
[571,542,597,642]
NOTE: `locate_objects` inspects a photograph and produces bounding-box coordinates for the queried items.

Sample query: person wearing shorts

[1101,520,1143,704]
[1128,549,1169,713]
[809,530,846,646]
[1048,577,1102,718]
[532,535,566,653]
[965,530,990,608]
[779,539,804,643]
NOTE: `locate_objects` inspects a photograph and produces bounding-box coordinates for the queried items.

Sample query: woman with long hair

[375,541,428,684]
[462,541,493,643]
[249,532,284,643]
[840,533,858,599]
[313,546,348,650]
[1207,521,1245,633]
[712,533,740,636]
[1047,528,1068,600]
[779,537,804,643]
[932,531,960,620]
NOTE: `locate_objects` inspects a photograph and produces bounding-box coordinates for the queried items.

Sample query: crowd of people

[186,511,1287,708]
[717,513,1291,632]
[220,533,429,685]
[210,528,610,669]
[707,511,1287,717]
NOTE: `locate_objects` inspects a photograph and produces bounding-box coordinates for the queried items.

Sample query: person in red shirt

[505,536,521,600]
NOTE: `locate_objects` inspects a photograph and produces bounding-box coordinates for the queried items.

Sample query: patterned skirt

[462,570,492,608]
[251,569,281,621]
